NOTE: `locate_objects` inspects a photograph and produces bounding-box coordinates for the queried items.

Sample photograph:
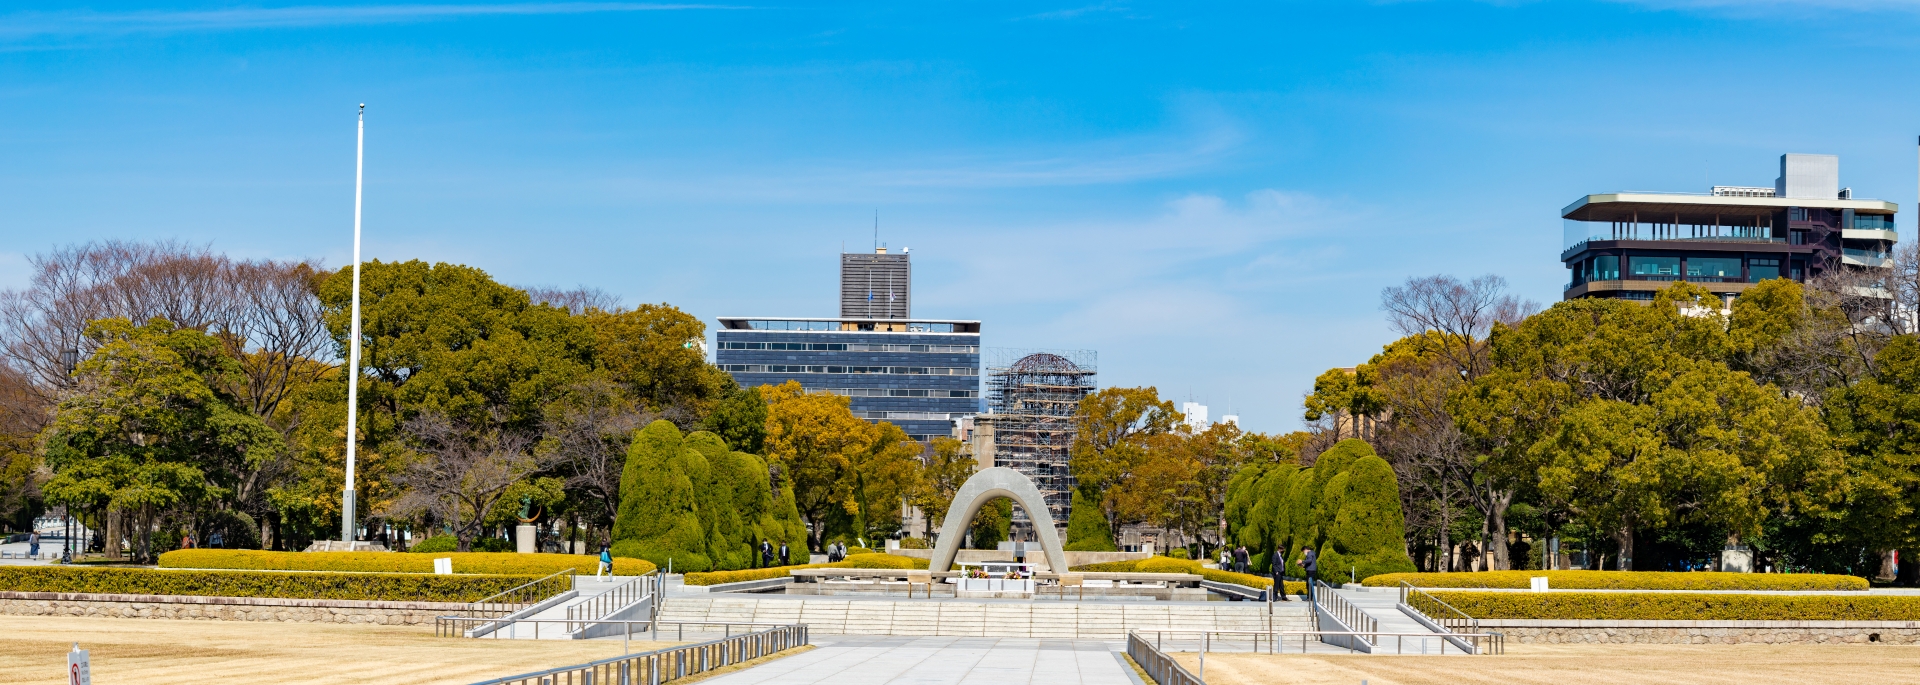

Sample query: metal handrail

[566,573,651,633]
[1399,581,1481,634]
[467,622,809,685]
[1128,631,1201,685]
[1131,627,1505,657]
[1311,580,1376,645]
[461,569,571,623]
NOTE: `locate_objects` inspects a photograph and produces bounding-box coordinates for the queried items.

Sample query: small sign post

[67,643,90,685]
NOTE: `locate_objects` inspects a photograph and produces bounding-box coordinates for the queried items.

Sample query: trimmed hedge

[0,566,564,603]
[1067,557,1307,596]
[678,553,926,586]
[1429,590,1920,621]
[1363,570,1867,592]
[158,549,657,576]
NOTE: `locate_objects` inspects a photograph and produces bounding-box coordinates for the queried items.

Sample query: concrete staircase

[655,595,1314,639]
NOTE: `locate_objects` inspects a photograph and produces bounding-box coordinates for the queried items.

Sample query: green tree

[585,305,735,420]
[913,436,976,545]
[41,318,283,561]
[1069,387,1178,549]
[700,386,768,454]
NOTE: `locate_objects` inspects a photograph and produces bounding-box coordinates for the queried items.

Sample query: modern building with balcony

[714,247,981,442]
[1562,153,1897,301]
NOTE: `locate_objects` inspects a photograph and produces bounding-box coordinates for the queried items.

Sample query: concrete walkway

[1327,587,1461,655]
[659,594,1314,638]
[696,635,1145,685]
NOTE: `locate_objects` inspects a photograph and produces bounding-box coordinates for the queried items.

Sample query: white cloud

[0,3,739,39]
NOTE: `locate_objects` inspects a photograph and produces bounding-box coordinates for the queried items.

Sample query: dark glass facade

[714,319,981,441]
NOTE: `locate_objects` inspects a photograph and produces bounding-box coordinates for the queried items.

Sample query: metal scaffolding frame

[975,349,1096,532]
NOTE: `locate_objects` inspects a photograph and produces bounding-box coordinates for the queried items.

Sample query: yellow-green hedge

[1069,557,1307,596]
[1363,570,1866,592]
[0,566,563,603]
[683,553,929,586]
[158,549,656,576]
[1429,590,1920,621]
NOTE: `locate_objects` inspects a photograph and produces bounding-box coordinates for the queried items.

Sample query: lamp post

[342,104,365,546]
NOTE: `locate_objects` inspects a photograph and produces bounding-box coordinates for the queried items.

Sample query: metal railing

[1132,628,1505,659]
[566,574,651,633]
[1399,581,1481,634]
[460,569,572,622]
[468,622,808,685]
[1311,580,1376,646]
[1127,631,1201,685]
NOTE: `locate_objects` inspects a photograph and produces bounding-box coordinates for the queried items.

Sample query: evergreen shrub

[408,535,457,553]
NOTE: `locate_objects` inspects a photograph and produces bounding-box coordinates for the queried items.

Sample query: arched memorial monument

[928,467,1070,573]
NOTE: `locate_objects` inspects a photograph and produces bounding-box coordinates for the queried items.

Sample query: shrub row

[683,553,929,586]
[1428,590,1920,621]
[1363,570,1867,592]
[158,549,656,576]
[1068,557,1307,596]
[0,566,565,603]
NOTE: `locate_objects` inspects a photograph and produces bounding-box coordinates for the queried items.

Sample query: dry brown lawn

[1173,642,1920,685]
[0,616,685,684]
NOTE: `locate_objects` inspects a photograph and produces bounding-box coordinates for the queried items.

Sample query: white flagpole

[342,104,365,545]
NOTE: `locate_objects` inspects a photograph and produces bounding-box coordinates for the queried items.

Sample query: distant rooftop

[718,317,981,333]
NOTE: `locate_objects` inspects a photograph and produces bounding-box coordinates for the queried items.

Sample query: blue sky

[5,1,1920,432]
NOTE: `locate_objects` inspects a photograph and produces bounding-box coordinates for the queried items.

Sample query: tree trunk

[1614,526,1634,571]
[1488,496,1512,570]
[104,509,123,561]
[1437,523,1452,572]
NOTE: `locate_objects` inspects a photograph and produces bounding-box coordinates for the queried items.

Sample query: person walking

[27,531,39,558]
[760,539,774,568]
[1236,546,1249,574]
[779,541,790,566]
[1219,547,1231,570]
[597,544,613,579]
[1302,546,1319,602]
[1271,550,1290,601]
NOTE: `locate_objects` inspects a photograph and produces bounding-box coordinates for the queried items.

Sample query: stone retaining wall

[1481,619,1920,645]
[0,591,465,625]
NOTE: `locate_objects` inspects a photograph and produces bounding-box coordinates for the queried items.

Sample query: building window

[1592,256,1620,281]
[1687,257,1742,280]
[718,341,978,353]
[1630,256,1680,279]
[718,364,978,376]
[1749,258,1782,282]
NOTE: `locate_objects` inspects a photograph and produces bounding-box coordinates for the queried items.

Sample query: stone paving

[696,635,1146,685]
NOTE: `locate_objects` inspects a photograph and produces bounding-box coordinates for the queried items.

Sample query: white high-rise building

[1182,401,1209,430]
[1220,414,1240,427]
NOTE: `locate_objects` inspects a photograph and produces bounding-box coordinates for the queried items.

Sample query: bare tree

[1377,273,1537,571]
[524,286,625,315]
[543,379,650,535]
[387,411,549,552]
[1380,274,1537,380]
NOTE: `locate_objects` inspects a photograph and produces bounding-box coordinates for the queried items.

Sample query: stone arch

[928,467,1069,573]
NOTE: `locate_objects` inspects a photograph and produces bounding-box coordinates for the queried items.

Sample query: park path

[694,635,1145,685]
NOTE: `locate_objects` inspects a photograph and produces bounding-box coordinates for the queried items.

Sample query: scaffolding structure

[974,349,1097,534]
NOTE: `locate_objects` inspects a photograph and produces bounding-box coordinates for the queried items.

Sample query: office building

[715,247,980,442]
[1562,153,1897,301]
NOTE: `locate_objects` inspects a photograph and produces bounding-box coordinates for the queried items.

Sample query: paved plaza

[697,635,1147,685]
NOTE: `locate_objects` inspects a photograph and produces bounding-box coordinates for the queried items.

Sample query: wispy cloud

[1609,0,1920,13]
[1,3,739,39]
[1019,3,1132,21]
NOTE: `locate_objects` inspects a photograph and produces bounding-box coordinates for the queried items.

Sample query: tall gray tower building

[840,248,911,319]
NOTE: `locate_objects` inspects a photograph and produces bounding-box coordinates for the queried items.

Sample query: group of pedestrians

[824,541,852,563]
[756,539,791,568]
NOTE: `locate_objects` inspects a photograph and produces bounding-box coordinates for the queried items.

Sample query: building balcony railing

[1565,275,1765,291]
